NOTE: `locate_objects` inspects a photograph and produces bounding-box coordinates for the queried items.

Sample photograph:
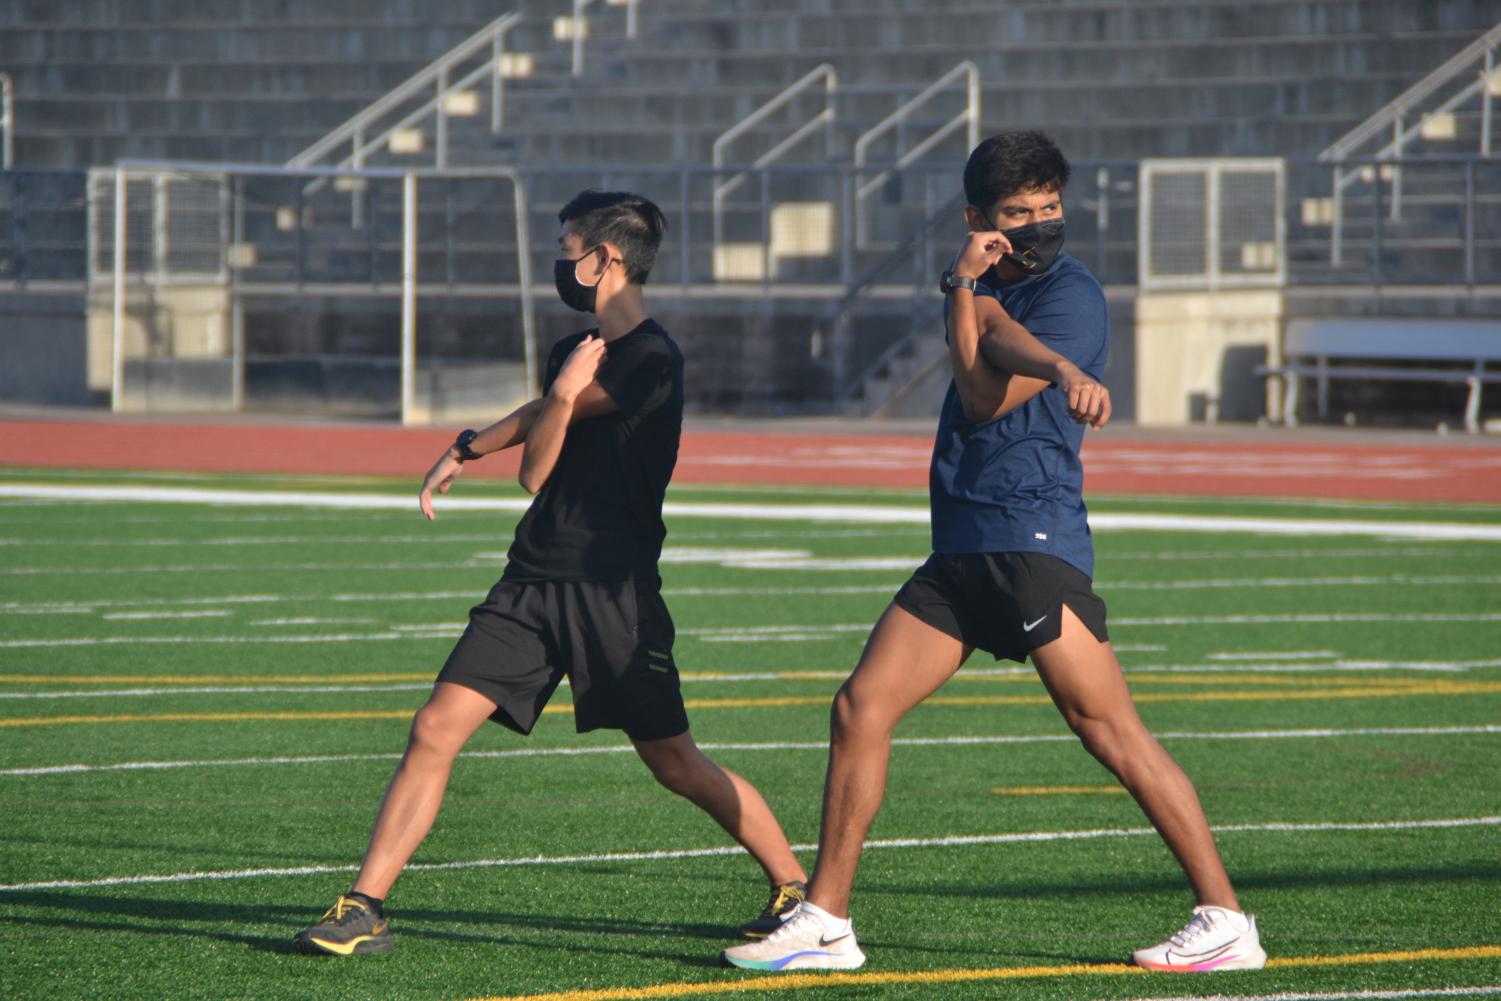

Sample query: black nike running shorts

[892,551,1109,663]
[436,577,689,742]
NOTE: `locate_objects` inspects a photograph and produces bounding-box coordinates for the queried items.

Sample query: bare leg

[805,603,970,917]
[634,732,806,886]
[1031,605,1239,910]
[351,682,498,898]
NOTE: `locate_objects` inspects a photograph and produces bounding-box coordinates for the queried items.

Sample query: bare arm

[518,335,608,494]
[944,231,1013,421]
[978,308,1111,428]
[417,399,541,521]
[417,367,621,519]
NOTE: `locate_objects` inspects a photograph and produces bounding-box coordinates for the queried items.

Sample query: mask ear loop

[573,246,614,288]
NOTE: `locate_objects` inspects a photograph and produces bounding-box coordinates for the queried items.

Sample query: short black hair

[962,131,1071,219]
[558,190,667,285]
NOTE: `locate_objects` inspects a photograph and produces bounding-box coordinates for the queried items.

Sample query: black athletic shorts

[892,552,1109,663]
[436,577,689,742]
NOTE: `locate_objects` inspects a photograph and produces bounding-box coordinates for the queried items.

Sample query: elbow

[518,469,543,495]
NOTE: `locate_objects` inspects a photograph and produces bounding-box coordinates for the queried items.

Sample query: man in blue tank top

[725,132,1266,974]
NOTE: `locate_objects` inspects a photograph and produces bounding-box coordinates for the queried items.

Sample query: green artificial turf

[1,473,1498,1000]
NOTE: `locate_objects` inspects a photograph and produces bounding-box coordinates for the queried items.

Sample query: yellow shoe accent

[306,931,383,956]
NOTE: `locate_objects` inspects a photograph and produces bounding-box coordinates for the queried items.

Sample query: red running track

[2,418,1500,503]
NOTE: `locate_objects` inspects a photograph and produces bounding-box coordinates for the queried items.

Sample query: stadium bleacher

[0,0,1497,423]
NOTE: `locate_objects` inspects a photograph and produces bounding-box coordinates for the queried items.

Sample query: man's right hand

[952,230,1013,282]
[418,448,464,521]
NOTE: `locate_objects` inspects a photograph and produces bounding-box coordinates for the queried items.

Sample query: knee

[406,704,463,760]
[829,686,889,745]
[1066,712,1134,772]
[642,748,702,798]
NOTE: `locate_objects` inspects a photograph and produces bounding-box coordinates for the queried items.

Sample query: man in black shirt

[294,191,808,956]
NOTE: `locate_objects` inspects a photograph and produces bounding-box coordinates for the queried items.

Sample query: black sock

[347,891,383,916]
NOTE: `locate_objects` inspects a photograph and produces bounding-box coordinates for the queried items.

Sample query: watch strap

[453,429,481,463]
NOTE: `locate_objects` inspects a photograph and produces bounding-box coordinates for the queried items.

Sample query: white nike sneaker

[721,902,867,971]
[1132,905,1267,972]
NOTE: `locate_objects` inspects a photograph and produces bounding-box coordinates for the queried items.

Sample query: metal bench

[1259,319,1501,433]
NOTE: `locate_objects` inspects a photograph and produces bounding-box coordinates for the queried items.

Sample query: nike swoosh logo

[1023,616,1047,632]
[1165,941,1235,964]
[818,933,851,947]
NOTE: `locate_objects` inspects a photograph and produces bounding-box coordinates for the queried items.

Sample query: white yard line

[1208,650,1341,660]
[3,484,1501,540]
[1,814,1496,892]
[5,616,1501,649]
[3,725,1496,778]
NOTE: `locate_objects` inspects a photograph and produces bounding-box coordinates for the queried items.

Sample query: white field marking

[3,814,1497,893]
[0,684,436,700]
[1209,650,1340,661]
[9,615,1501,651]
[1115,612,1501,626]
[0,561,490,576]
[1,594,283,612]
[6,607,94,615]
[1113,644,1168,652]
[1105,546,1464,561]
[5,483,1501,540]
[1118,990,1501,1001]
[0,534,501,547]
[101,610,231,621]
[4,725,1498,778]
[0,585,898,616]
[13,659,1495,704]
[247,617,378,627]
[722,556,920,570]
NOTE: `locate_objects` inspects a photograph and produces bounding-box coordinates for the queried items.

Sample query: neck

[594,285,648,341]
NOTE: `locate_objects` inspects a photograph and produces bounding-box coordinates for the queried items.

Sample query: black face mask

[553,249,605,313]
[1000,218,1065,275]
[982,215,1067,278]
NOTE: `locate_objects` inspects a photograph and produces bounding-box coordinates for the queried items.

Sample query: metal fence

[2,154,1497,418]
[84,162,533,424]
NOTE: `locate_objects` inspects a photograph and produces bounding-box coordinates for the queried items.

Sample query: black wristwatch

[452,428,481,463]
[939,271,977,294]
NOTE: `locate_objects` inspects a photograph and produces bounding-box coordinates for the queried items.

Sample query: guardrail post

[1464,159,1476,288]
[401,171,417,426]
[1,73,13,170]
[111,168,126,413]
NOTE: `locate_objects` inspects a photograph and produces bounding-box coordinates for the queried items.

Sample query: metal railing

[563,0,641,76]
[1320,20,1501,263]
[853,60,979,247]
[711,64,837,255]
[9,157,1488,296]
[286,12,524,173]
[1,73,13,170]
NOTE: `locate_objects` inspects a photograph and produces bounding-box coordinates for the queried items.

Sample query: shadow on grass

[0,890,747,963]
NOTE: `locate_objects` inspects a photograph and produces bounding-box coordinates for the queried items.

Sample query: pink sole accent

[1136,953,1242,972]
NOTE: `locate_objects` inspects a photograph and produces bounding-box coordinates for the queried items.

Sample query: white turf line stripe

[4,725,1497,777]
[3,484,1501,541]
[7,616,1501,649]
[1121,989,1501,1001]
[3,815,1497,893]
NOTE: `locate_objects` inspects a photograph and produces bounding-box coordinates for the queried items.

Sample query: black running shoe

[737,880,807,939]
[293,895,394,955]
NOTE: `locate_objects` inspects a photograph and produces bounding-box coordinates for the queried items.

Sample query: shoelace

[766,908,822,943]
[1168,909,1218,949]
[761,884,800,919]
[319,896,363,925]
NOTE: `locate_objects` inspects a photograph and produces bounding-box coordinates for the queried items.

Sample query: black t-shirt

[503,318,683,583]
